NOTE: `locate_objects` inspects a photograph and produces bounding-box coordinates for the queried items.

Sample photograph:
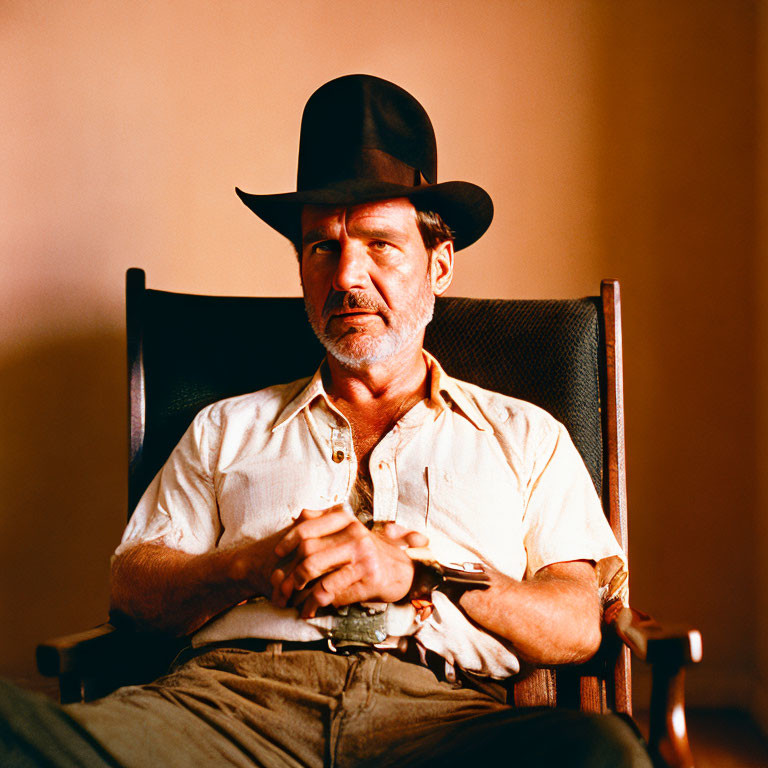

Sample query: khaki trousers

[2,648,651,767]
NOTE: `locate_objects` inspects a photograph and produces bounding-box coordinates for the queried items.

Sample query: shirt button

[332,449,346,463]
[379,461,388,471]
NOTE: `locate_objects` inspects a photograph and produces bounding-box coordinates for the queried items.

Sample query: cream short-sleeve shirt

[118,353,625,678]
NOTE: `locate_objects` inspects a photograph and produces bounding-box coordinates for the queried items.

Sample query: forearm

[109,539,277,636]
[457,562,601,665]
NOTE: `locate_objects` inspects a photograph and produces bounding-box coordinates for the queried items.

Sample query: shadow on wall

[0,331,127,683]
[591,2,759,703]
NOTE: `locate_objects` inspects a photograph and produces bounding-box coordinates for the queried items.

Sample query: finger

[270,567,296,607]
[317,562,366,604]
[307,571,377,614]
[299,563,365,618]
[379,522,428,548]
[379,522,409,539]
[271,550,318,606]
[279,573,299,606]
[272,525,361,608]
[275,509,355,557]
[292,540,359,589]
[297,583,333,618]
[274,527,356,597]
[287,580,317,609]
[270,567,284,597]
[299,593,323,619]
[294,506,336,523]
[403,531,429,547]
[327,579,378,607]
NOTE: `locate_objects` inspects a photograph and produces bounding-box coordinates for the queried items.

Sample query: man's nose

[332,243,370,292]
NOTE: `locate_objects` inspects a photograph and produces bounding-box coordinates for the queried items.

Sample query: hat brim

[235,179,493,252]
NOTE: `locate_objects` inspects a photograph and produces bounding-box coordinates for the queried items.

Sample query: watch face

[446,562,486,574]
[439,563,491,596]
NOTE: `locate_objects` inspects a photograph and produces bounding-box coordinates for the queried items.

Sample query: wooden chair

[37,269,702,768]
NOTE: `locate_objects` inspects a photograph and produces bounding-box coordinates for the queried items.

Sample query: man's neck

[323,344,429,472]
[323,344,428,409]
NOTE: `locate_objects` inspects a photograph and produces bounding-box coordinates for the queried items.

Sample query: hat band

[297,147,430,191]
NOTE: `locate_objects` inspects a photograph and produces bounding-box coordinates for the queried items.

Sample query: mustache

[322,290,383,318]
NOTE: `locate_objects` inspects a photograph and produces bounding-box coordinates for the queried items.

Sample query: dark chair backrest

[126,268,629,716]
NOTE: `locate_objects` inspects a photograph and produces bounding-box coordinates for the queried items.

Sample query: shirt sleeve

[114,407,221,557]
[521,420,626,594]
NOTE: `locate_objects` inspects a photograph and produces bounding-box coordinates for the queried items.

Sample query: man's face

[300,198,450,369]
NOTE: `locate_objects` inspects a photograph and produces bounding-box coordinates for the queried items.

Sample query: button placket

[370,440,398,523]
[330,428,347,464]
[369,405,433,525]
[328,425,356,501]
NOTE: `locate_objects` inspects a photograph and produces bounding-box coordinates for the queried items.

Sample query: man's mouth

[322,290,382,319]
[330,309,375,318]
[327,310,380,326]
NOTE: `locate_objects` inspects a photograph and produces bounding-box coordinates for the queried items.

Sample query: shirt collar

[271,364,332,431]
[424,351,489,431]
[272,352,490,432]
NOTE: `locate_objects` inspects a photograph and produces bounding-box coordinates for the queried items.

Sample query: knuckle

[313,589,333,608]
[294,563,312,583]
[366,560,381,582]
[355,554,374,580]
[295,522,311,539]
[298,539,314,558]
[381,522,400,536]
[270,569,283,587]
[358,536,375,557]
[300,555,323,581]
[229,552,250,582]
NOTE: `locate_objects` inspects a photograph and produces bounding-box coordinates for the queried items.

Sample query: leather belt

[171,636,439,671]
[172,638,329,668]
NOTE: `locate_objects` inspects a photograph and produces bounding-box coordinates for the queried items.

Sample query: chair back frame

[125,269,630,715]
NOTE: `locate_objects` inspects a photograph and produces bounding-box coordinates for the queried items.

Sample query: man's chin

[322,335,399,369]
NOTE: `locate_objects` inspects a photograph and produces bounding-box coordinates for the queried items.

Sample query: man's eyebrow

[302,225,408,246]
[302,228,332,246]
[350,225,407,243]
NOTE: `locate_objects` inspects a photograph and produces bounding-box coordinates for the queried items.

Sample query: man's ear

[430,240,454,296]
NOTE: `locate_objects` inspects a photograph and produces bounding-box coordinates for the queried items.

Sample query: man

[1,75,649,767]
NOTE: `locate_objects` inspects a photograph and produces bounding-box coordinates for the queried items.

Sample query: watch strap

[404,549,491,602]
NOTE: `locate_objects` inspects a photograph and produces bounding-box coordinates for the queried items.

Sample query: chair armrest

[606,604,702,666]
[605,603,702,768]
[36,623,122,678]
[37,622,184,703]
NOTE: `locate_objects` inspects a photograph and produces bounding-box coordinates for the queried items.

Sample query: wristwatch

[405,548,491,602]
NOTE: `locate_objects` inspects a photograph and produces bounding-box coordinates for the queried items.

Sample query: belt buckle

[325,638,368,655]
[327,603,389,645]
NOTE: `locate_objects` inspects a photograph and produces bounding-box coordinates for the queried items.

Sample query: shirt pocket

[216,457,341,545]
[425,469,526,575]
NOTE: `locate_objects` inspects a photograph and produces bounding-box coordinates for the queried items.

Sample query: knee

[572,713,652,768]
[411,709,652,768]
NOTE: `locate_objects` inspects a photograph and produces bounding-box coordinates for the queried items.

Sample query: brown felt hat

[236,74,493,251]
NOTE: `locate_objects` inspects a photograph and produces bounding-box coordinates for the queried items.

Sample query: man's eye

[311,241,337,255]
[369,240,391,251]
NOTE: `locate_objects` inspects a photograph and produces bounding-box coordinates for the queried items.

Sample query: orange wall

[756,0,768,734]
[1,0,762,715]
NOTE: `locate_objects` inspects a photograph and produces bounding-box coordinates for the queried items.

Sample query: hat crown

[236,74,493,252]
[297,74,437,191]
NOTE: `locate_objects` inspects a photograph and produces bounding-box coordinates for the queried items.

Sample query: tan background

[2,0,766,728]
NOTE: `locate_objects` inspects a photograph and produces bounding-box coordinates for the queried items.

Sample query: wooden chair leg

[58,672,84,704]
[648,664,694,768]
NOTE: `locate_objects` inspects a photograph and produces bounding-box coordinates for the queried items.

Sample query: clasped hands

[268,505,427,618]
